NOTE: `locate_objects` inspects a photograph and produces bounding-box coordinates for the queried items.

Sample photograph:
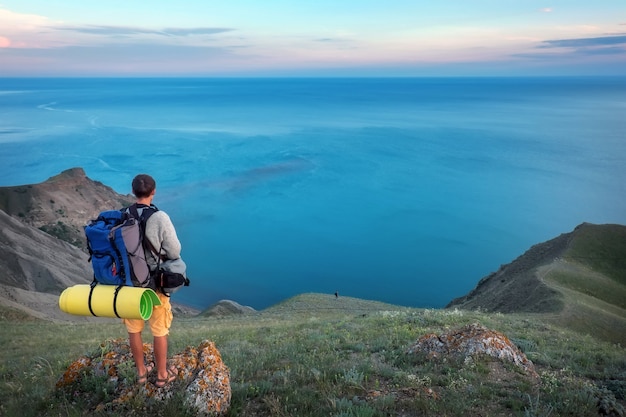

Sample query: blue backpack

[84,204,157,288]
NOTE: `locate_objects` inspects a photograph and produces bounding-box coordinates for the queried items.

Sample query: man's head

[132,174,156,199]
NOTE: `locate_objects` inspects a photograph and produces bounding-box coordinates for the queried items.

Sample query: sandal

[155,365,178,388]
[137,362,154,384]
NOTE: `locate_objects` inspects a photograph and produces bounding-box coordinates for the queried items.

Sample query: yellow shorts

[123,292,172,337]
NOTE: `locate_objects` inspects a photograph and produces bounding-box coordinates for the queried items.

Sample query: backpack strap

[87,280,98,316]
[112,285,123,318]
[86,281,124,318]
[124,203,161,264]
[124,203,158,222]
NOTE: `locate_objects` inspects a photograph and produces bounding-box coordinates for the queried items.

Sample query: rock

[407,323,538,377]
[201,299,256,317]
[56,338,231,416]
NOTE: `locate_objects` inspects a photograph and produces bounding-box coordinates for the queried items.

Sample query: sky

[0,1,625,77]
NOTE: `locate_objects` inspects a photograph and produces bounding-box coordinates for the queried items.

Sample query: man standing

[124,174,180,388]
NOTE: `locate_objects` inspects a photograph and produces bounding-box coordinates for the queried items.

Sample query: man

[124,174,180,388]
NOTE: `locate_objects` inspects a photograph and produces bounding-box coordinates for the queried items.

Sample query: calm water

[1,77,625,310]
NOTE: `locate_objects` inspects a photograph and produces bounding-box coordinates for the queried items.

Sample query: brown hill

[0,167,133,249]
[447,222,626,344]
[0,208,98,321]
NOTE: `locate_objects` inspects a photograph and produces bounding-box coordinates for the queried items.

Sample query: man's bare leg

[128,332,148,378]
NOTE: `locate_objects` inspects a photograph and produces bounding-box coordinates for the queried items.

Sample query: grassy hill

[1,294,625,417]
[538,224,626,345]
[448,223,626,346]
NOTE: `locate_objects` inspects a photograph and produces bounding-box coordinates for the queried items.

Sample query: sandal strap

[155,367,178,387]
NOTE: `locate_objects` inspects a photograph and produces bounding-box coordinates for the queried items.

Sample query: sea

[1,77,625,311]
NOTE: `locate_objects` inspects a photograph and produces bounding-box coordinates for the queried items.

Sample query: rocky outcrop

[407,323,538,377]
[56,338,231,416]
[201,299,256,317]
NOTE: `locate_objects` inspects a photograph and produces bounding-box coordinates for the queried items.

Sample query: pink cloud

[0,36,10,48]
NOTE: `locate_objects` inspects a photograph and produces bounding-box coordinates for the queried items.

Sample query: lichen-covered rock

[183,341,231,415]
[56,338,231,416]
[407,323,538,377]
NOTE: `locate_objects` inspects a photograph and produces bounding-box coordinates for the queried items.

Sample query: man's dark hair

[132,174,156,198]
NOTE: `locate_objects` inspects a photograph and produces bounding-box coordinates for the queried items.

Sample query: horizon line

[2,74,626,79]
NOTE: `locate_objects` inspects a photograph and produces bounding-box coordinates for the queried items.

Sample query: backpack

[152,257,190,296]
[84,204,157,289]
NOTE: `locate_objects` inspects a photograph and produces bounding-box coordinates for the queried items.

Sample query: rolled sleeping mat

[59,284,161,320]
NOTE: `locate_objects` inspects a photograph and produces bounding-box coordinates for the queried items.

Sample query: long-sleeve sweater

[143,210,182,270]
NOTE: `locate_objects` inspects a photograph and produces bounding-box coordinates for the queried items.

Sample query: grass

[565,223,626,286]
[548,269,626,310]
[540,261,626,345]
[1,294,625,417]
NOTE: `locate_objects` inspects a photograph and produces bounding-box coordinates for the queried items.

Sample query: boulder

[56,338,231,416]
[407,323,538,377]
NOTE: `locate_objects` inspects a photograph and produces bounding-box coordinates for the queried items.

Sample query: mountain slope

[0,167,133,249]
[0,169,198,321]
[447,223,626,344]
[0,208,95,321]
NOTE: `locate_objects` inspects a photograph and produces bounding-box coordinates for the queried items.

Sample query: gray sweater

[144,210,182,270]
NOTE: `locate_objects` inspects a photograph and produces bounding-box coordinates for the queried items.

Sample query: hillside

[0,167,134,249]
[0,208,94,321]
[0,168,131,321]
[447,223,626,344]
[263,292,408,315]
[2,294,625,417]
[200,299,257,317]
[0,169,198,320]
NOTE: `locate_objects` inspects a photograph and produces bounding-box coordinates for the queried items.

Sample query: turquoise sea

[1,77,625,310]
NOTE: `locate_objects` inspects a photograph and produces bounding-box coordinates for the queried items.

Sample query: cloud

[539,8,553,13]
[53,25,233,37]
[516,47,625,59]
[0,41,247,76]
[313,37,355,46]
[541,34,626,48]
[0,7,233,50]
[0,7,50,26]
[512,34,626,68]
[576,46,626,55]
[162,27,232,36]
[3,42,236,61]
[53,25,160,36]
